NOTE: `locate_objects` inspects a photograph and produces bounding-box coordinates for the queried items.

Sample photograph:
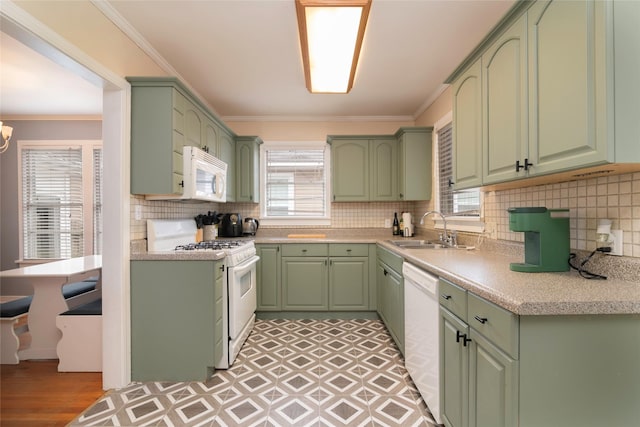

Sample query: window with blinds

[20,143,102,259]
[437,123,480,216]
[263,144,328,218]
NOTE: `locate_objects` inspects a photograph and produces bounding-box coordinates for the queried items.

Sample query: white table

[0,255,102,359]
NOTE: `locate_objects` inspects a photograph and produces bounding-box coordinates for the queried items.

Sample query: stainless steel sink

[389,240,473,250]
[388,240,446,249]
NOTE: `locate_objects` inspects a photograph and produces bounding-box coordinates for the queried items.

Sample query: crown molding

[91,0,221,117]
[222,114,415,123]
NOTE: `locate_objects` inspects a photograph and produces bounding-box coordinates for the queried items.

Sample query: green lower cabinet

[469,329,518,427]
[376,245,404,354]
[264,243,374,313]
[130,260,223,382]
[441,277,640,427]
[282,257,328,310]
[328,257,369,310]
[256,244,281,311]
[441,308,470,427]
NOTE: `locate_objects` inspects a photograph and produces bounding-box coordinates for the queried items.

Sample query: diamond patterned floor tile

[70,319,439,427]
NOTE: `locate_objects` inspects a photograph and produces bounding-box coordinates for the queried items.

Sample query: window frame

[259,140,331,226]
[18,140,103,261]
[433,113,485,234]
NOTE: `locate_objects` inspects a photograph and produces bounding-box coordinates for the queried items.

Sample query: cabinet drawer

[329,244,369,257]
[281,244,328,257]
[377,245,403,274]
[468,292,519,358]
[439,278,467,321]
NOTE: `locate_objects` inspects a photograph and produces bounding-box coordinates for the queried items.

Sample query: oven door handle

[231,255,260,275]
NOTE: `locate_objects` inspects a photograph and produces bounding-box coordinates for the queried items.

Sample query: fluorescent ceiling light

[296,0,372,94]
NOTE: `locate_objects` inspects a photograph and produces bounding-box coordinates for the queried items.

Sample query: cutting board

[287,234,327,238]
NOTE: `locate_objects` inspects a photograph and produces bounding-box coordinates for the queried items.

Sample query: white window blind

[22,148,84,258]
[93,148,103,255]
[20,142,103,260]
[264,146,327,217]
[438,123,480,216]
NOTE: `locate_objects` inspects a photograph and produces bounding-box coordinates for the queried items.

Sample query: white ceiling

[0,32,103,116]
[0,0,516,120]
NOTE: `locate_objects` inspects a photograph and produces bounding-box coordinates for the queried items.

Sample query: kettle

[243,218,260,236]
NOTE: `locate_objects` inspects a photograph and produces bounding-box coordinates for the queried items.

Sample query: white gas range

[147,219,259,369]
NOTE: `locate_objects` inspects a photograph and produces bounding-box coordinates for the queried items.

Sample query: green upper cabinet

[396,127,433,201]
[329,128,431,202]
[482,14,528,185]
[218,130,235,202]
[202,116,219,157]
[235,136,262,203]
[528,0,607,174]
[185,103,203,149]
[128,77,243,197]
[452,60,483,190]
[130,82,187,195]
[370,138,398,201]
[330,138,370,201]
[447,0,640,189]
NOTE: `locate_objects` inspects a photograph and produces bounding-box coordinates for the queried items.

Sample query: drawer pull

[441,294,452,300]
[302,249,307,253]
[463,336,472,347]
[474,315,488,324]
[456,330,465,343]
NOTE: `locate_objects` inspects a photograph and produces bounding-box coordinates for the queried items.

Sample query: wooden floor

[0,360,104,427]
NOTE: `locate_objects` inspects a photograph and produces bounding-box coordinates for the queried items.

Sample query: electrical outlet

[609,230,623,256]
[134,205,142,221]
[384,218,391,228]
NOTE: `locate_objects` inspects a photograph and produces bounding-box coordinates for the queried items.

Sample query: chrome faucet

[420,210,450,246]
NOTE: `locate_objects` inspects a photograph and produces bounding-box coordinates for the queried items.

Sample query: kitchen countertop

[131,228,640,316]
[376,240,640,316]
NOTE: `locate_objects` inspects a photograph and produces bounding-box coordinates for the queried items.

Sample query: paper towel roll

[402,213,413,236]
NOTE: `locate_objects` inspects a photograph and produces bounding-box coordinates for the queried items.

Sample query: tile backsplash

[131,172,640,258]
[484,172,640,257]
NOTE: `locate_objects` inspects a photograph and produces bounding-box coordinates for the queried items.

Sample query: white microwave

[146,146,227,202]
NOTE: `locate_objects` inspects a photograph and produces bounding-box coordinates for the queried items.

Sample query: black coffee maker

[219,213,243,237]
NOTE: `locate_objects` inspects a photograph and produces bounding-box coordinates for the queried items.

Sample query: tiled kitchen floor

[70,318,439,427]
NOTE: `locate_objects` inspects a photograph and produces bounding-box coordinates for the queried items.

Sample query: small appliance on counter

[219,213,243,237]
[508,207,569,272]
[243,218,259,236]
[402,212,414,237]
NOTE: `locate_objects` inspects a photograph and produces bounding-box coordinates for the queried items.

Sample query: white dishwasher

[403,262,441,425]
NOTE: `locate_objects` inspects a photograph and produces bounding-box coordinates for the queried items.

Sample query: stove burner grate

[175,240,245,251]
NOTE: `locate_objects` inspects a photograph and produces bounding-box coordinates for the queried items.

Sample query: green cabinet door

[218,130,235,201]
[235,136,261,203]
[397,127,433,201]
[452,60,483,190]
[203,117,219,157]
[468,329,518,427]
[256,244,281,311]
[282,257,328,310]
[185,102,202,149]
[370,138,398,201]
[328,257,369,310]
[131,260,223,382]
[482,14,528,185]
[331,139,369,201]
[528,0,607,174]
[440,307,470,427]
[130,84,187,195]
[376,258,404,354]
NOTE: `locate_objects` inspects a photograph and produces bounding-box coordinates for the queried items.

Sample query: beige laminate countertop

[132,229,639,315]
[375,240,640,316]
